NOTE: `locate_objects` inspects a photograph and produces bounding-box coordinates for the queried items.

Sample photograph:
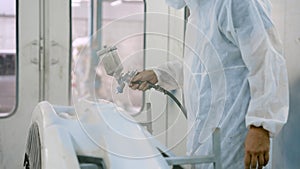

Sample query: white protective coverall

[152,0,289,168]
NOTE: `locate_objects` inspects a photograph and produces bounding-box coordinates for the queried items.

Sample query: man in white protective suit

[129,0,289,168]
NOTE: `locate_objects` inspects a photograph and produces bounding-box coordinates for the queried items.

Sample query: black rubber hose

[132,81,187,119]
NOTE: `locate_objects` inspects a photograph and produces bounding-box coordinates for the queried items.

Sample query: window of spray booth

[71,0,145,113]
[0,1,17,117]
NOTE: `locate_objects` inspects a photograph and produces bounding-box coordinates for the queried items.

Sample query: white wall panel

[0,0,40,168]
[166,8,187,156]
[271,0,300,168]
[144,0,169,147]
[45,0,70,105]
[144,0,187,156]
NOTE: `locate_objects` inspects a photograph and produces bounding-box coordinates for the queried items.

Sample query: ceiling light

[110,0,122,6]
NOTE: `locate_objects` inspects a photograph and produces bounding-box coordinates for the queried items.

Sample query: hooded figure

[130,0,289,168]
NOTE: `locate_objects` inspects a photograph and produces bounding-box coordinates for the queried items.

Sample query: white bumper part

[27,100,169,169]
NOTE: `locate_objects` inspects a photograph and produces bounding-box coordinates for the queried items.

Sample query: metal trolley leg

[212,128,221,169]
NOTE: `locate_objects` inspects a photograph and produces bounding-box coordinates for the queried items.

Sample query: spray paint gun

[96,46,137,93]
[97,46,187,118]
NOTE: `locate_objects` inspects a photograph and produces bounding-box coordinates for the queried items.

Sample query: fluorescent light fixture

[72,2,80,7]
[110,0,122,6]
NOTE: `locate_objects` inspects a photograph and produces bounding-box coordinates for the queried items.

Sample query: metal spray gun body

[96,46,137,93]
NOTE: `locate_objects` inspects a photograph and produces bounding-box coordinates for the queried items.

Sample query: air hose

[133,81,187,118]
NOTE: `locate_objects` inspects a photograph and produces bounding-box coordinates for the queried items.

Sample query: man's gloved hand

[129,70,158,91]
[244,125,270,169]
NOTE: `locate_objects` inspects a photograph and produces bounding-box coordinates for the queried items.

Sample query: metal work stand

[164,128,222,169]
[138,102,222,169]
